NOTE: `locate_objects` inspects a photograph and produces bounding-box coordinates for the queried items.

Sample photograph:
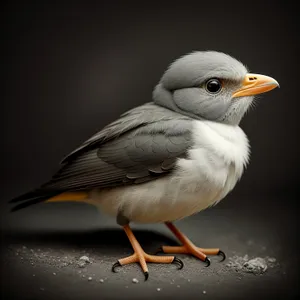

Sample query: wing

[42,103,194,191]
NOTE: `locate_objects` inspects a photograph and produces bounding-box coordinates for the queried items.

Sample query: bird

[9,51,279,280]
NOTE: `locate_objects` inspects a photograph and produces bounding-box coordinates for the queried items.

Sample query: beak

[232,73,279,98]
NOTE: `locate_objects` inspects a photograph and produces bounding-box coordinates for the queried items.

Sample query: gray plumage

[47,103,193,190]
[10,103,194,209]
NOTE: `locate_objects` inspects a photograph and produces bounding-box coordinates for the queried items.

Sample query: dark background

[1,1,299,300]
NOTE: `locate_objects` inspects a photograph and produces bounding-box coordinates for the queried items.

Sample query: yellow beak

[232,73,279,98]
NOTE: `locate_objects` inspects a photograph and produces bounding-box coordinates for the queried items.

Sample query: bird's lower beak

[232,73,279,98]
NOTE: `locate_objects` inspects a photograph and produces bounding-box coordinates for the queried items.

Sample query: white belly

[89,121,250,224]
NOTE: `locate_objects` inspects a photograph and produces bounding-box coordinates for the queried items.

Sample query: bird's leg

[112,224,183,280]
[157,222,226,266]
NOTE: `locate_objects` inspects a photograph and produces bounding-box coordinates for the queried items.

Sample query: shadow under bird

[9,51,279,280]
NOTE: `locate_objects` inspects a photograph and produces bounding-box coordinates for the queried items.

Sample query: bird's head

[153,51,279,125]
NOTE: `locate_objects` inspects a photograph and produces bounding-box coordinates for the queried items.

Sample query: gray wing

[43,103,194,191]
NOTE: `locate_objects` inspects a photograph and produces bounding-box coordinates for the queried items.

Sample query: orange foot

[156,222,226,267]
[112,225,183,280]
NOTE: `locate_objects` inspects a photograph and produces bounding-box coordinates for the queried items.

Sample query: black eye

[205,78,222,94]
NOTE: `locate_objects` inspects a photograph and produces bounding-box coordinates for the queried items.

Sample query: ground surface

[0,196,299,300]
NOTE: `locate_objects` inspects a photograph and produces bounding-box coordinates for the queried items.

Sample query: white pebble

[53,273,56,276]
[88,277,92,281]
[79,256,90,263]
[132,278,139,283]
[177,285,180,288]
[157,288,161,292]
[203,290,207,294]
[99,279,104,283]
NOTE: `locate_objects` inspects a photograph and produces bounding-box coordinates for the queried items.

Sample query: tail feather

[9,189,89,212]
[9,189,60,212]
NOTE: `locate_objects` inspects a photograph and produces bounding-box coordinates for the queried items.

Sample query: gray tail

[9,189,60,212]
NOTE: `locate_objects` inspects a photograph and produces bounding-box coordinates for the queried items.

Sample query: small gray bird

[10,51,279,280]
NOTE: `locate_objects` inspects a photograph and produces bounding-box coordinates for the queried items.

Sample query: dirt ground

[0,198,299,300]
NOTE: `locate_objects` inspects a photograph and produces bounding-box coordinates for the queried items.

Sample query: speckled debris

[226,255,277,275]
[243,258,268,274]
[78,256,91,268]
[13,245,78,269]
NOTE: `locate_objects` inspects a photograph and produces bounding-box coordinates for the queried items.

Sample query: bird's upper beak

[232,73,279,98]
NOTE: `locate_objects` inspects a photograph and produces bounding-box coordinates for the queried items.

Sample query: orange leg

[157,222,226,266]
[112,225,183,280]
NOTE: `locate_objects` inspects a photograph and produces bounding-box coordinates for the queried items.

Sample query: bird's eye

[205,78,222,94]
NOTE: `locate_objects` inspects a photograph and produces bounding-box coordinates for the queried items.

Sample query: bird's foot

[112,250,183,281]
[156,245,225,266]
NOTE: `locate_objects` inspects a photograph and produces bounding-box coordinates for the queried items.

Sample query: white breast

[91,120,250,224]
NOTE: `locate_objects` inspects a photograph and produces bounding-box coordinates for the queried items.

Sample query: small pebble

[177,285,180,288]
[79,256,90,263]
[22,246,27,249]
[125,286,128,288]
[157,288,161,292]
[40,288,44,291]
[203,290,207,294]
[187,279,191,282]
[33,274,36,277]
[88,277,92,281]
[82,275,86,278]
[99,279,104,283]
[53,273,56,276]
[132,278,139,284]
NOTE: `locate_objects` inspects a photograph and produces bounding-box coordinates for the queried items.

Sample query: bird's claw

[172,257,184,270]
[144,271,149,281]
[217,250,226,262]
[112,261,122,273]
[204,257,211,267]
